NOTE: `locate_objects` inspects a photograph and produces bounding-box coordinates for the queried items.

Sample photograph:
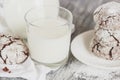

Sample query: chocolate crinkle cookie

[0,33,29,64]
[90,1,120,60]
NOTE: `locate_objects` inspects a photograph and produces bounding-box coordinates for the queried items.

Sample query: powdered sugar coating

[0,34,29,64]
[94,2,120,30]
[90,2,120,60]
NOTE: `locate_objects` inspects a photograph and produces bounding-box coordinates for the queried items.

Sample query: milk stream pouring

[1,0,59,38]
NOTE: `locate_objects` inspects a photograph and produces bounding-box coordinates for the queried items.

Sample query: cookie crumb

[2,67,9,72]
[8,71,11,73]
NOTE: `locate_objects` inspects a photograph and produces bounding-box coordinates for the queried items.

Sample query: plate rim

[71,30,120,70]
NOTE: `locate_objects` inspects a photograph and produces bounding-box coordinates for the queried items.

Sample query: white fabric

[0,57,38,80]
[36,65,52,80]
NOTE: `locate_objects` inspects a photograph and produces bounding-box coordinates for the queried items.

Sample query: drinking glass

[25,7,73,67]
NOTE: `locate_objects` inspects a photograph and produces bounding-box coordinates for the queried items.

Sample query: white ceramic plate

[71,30,120,69]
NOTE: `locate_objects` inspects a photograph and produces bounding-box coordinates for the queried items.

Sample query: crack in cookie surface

[0,34,29,64]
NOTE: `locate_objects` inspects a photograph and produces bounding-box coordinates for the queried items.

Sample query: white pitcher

[0,0,60,38]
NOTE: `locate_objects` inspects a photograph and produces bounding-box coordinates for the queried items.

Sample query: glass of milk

[25,7,73,67]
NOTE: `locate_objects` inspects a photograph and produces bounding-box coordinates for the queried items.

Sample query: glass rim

[24,7,73,28]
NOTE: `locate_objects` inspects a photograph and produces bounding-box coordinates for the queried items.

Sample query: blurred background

[59,0,120,38]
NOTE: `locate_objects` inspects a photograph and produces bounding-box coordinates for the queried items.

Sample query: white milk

[27,18,71,63]
[3,0,59,38]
